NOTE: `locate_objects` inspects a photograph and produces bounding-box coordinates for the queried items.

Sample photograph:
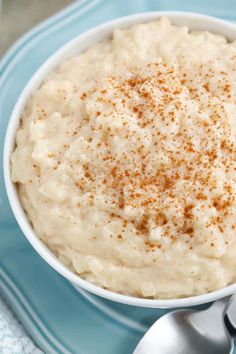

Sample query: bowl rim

[3,10,236,308]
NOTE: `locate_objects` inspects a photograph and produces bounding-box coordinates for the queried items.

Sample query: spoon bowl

[134,298,234,354]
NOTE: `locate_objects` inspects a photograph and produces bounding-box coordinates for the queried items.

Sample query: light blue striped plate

[0,0,236,353]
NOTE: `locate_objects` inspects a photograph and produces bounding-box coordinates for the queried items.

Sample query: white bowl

[4,11,236,308]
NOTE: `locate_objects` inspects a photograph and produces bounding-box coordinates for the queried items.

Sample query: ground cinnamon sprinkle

[74,60,236,252]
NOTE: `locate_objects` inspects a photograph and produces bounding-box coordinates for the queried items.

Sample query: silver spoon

[133,296,234,354]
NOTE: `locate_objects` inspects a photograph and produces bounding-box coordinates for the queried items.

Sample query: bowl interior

[4,11,236,308]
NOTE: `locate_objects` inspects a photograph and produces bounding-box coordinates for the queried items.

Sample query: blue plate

[0,1,236,353]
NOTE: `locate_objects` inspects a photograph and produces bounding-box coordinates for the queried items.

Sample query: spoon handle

[205,295,231,317]
[226,294,236,329]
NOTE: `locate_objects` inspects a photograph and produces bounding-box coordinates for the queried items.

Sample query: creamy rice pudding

[11,18,236,298]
